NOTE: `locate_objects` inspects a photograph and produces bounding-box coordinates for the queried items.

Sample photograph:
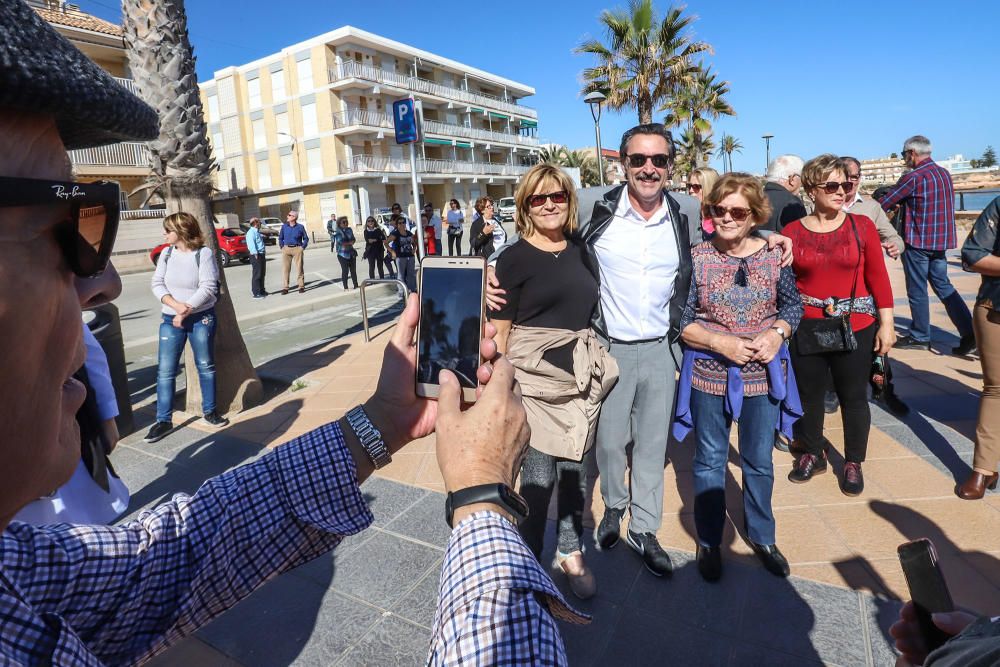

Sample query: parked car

[259,217,284,235]
[239,219,278,245]
[149,228,250,268]
[497,196,516,223]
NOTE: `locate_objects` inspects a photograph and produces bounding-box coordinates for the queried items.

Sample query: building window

[306,147,323,181]
[301,102,318,136]
[247,78,261,108]
[271,70,285,101]
[212,131,225,158]
[257,157,271,189]
[296,58,312,92]
[275,111,290,140]
[280,153,295,185]
[207,96,220,122]
[252,118,266,151]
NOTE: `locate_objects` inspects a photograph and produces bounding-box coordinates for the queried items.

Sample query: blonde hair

[689,167,720,194]
[163,212,206,250]
[703,172,772,228]
[513,164,579,238]
[801,154,847,191]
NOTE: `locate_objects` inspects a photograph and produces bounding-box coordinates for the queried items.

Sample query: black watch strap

[445,483,529,528]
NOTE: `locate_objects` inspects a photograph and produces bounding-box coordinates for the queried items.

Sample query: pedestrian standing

[783,155,895,496]
[470,197,506,258]
[763,155,808,231]
[673,173,803,581]
[145,212,229,443]
[326,214,337,252]
[446,198,465,255]
[424,203,443,255]
[422,213,439,257]
[246,217,267,298]
[686,167,720,238]
[362,216,387,279]
[278,210,308,294]
[334,215,358,290]
[879,135,975,354]
[388,214,417,292]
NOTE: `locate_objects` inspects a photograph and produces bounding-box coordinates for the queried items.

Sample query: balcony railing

[331,107,538,147]
[342,154,531,177]
[113,76,141,96]
[330,60,537,119]
[121,209,165,220]
[68,141,151,168]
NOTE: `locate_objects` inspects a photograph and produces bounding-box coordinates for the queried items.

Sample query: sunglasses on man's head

[626,153,670,169]
[706,205,753,222]
[0,176,119,277]
[528,191,568,208]
[817,181,853,195]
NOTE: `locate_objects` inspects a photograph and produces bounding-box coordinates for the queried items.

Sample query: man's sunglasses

[817,181,854,194]
[626,153,670,169]
[706,205,753,222]
[528,191,569,208]
[0,176,119,277]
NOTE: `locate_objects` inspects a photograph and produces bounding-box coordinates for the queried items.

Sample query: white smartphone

[415,255,486,403]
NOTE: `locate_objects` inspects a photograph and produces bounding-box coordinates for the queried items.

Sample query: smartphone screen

[416,257,485,402]
[898,538,955,653]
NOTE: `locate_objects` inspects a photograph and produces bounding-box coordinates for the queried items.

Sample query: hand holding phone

[897,539,955,655]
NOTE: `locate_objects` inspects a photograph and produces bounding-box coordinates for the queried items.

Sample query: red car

[150,228,251,268]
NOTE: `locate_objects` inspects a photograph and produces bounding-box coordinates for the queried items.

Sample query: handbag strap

[844,213,862,318]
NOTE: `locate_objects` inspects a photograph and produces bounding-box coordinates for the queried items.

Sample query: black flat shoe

[595,507,624,550]
[696,544,722,582]
[626,530,673,577]
[749,542,790,578]
[143,421,175,443]
[841,462,864,496]
[788,453,828,483]
[952,334,976,356]
[894,334,930,351]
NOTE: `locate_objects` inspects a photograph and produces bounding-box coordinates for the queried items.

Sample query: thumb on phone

[931,611,977,636]
[436,370,461,418]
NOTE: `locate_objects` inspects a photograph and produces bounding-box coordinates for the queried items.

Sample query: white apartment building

[199,26,539,229]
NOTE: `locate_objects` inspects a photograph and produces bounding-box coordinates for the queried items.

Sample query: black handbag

[794,214,862,356]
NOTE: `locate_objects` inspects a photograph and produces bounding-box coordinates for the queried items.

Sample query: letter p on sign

[392,98,420,145]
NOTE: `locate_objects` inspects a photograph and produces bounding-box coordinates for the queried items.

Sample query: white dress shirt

[593,189,679,340]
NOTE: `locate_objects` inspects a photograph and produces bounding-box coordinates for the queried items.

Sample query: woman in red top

[782,155,895,495]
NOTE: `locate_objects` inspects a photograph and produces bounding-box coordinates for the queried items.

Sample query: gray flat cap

[0,0,159,149]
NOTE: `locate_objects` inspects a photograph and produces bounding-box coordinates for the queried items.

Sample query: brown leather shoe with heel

[957,471,999,500]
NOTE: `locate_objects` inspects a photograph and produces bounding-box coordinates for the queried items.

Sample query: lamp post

[584,91,606,186]
[762,134,774,173]
[276,131,301,184]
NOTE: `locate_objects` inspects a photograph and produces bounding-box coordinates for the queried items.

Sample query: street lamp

[276,131,301,184]
[762,134,774,173]
[584,91,606,186]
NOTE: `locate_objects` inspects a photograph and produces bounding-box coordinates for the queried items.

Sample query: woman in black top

[469,196,507,258]
[491,164,613,600]
[362,216,387,279]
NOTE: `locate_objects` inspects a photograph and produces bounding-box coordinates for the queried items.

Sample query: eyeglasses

[626,153,670,169]
[706,204,753,222]
[483,202,494,208]
[0,176,119,277]
[686,183,702,193]
[817,181,852,194]
[528,191,569,208]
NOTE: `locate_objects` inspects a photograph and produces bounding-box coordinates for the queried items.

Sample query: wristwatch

[344,405,391,469]
[770,324,788,340]
[445,483,529,528]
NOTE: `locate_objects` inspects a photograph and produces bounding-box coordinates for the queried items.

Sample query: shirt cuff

[272,421,374,536]
[433,511,590,631]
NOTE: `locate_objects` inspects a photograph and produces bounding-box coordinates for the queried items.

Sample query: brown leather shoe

[957,471,999,500]
[281,288,288,295]
[298,287,305,293]
[552,551,596,600]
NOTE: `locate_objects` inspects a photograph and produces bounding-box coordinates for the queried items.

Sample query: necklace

[550,250,562,259]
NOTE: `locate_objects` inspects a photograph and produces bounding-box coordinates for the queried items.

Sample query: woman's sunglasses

[706,204,753,222]
[528,191,569,208]
[817,181,854,194]
[0,176,119,277]
[626,153,670,169]
[686,183,703,193]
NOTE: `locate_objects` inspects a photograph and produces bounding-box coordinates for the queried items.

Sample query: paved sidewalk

[123,252,997,666]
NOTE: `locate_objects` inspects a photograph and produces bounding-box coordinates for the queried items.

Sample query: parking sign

[393,98,420,144]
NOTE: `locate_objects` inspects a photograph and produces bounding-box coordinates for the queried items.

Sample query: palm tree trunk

[122,0,262,415]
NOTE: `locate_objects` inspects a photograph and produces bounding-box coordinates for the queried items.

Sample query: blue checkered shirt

[879,158,956,250]
[1,423,586,666]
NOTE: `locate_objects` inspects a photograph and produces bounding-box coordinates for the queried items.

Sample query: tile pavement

[124,252,998,665]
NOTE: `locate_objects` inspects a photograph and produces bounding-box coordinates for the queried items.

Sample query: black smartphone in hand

[897,538,955,654]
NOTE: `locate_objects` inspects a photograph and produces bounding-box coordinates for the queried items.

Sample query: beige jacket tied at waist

[505,324,619,461]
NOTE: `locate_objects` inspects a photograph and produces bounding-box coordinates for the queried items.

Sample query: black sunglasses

[686,183,702,193]
[0,176,119,277]
[528,191,569,208]
[626,153,670,169]
[817,181,853,195]
[706,204,753,222]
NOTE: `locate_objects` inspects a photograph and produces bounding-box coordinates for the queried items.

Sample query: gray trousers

[595,335,677,535]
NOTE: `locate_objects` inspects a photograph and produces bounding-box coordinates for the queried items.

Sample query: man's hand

[883,242,901,259]
[748,329,783,363]
[889,601,976,666]
[766,233,794,267]
[485,265,507,311]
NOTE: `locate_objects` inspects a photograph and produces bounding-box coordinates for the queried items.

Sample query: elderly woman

[362,215,387,280]
[959,194,1000,499]
[146,212,227,442]
[490,163,618,600]
[333,215,358,290]
[470,196,507,259]
[782,155,895,495]
[673,173,802,582]
[687,167,720,238]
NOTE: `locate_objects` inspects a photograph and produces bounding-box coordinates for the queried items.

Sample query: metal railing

[68,141,152,168]
[330,60,537,118]
[113,77,140,96]
[342,154,531,177]
[360,279,409,342]
[331,107,537,147]
[332,107,394,130]
[120,209,165,220]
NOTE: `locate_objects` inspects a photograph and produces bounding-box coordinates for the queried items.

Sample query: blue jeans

[902,246,973,343]
[690,389,778,547]
[156,309,217,422]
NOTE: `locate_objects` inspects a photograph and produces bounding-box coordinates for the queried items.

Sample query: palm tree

[122,0,263,414]
[539,145,566,164]
[662,65,734,169]
[675,127,715,178]
[576,0,710,124]
[715,134,743,172]
[561,149,602,187]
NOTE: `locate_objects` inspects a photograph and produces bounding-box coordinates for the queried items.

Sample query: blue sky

[80,0,997,173]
